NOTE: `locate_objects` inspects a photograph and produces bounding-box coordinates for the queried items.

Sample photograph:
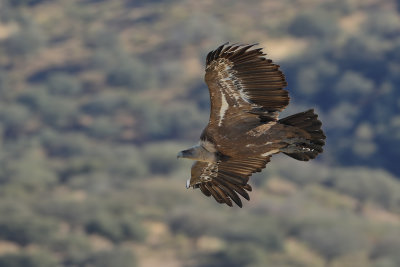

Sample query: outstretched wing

[205,43,289,128]
[188,157,270,207]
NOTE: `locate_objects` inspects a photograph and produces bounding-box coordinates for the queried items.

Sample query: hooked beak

[177,149,192,159]
[177,151,183,159]
[186,179,190,189]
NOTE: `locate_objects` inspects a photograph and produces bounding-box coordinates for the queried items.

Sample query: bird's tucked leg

[280,143,314,154]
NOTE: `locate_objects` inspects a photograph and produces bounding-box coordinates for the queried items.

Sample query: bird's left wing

[204,43,289,128]
[188,157,270,207]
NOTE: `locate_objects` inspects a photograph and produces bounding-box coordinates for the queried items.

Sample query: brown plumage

[178,43,326,207]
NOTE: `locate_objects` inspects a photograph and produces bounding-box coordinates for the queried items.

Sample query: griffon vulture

[177,43,326,207]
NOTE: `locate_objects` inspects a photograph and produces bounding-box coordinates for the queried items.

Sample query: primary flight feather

[177,43,326,207]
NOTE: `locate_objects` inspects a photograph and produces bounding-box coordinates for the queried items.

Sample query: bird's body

[178,43,326,207]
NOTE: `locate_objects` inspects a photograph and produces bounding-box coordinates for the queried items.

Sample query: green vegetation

[0,0,399,266]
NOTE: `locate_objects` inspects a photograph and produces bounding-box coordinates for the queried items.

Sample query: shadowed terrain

[0,0,400,266]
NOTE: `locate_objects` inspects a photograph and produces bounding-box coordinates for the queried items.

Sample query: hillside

[0,0,400,266]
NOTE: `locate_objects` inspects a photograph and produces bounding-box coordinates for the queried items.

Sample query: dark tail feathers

[279,109,326,161]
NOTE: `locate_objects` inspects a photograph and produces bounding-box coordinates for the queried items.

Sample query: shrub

[6,0,48,6]
[168,209,283,251]
[46,73,83,96]
[224,216,283,251]
[3,25,46,56]
[35,198,93,227]
[299,224,366,260]
[363,11,400,39]
[107,146,149,179]
[81,93,129,115]
[371,235,400,266]
[335,71,374,97]
[84,29,119,49]
[0,72,11,97]
[0,147,58,191]
[40,131,92,158]
[106,58,153,90]
[38,96,78,127]
[329,168,400,210]
[142,142,183,175]
[168,208,223,239]
[0,104,31,134]
[85,116,122,139]
[16,87,78,127]
[87,248,137,267]
[85,213,146,243]
[288,12,338,38]
[139,101,206,140]
[195,243,265,267]
[50,234,93,266]
[0,214,58,246]
[0,251,57,267]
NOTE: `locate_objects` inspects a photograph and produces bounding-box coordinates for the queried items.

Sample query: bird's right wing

[188,156,270,207]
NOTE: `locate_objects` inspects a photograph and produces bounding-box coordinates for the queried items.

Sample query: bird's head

[177,145,217,162]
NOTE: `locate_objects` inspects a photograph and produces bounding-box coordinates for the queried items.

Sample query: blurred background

[0,0,400,266]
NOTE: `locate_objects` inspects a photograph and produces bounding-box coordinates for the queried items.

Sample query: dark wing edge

[189,157,271,207]
[205,43,289,117]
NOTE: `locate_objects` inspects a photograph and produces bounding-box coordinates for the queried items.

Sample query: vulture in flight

[177,43,326,207]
